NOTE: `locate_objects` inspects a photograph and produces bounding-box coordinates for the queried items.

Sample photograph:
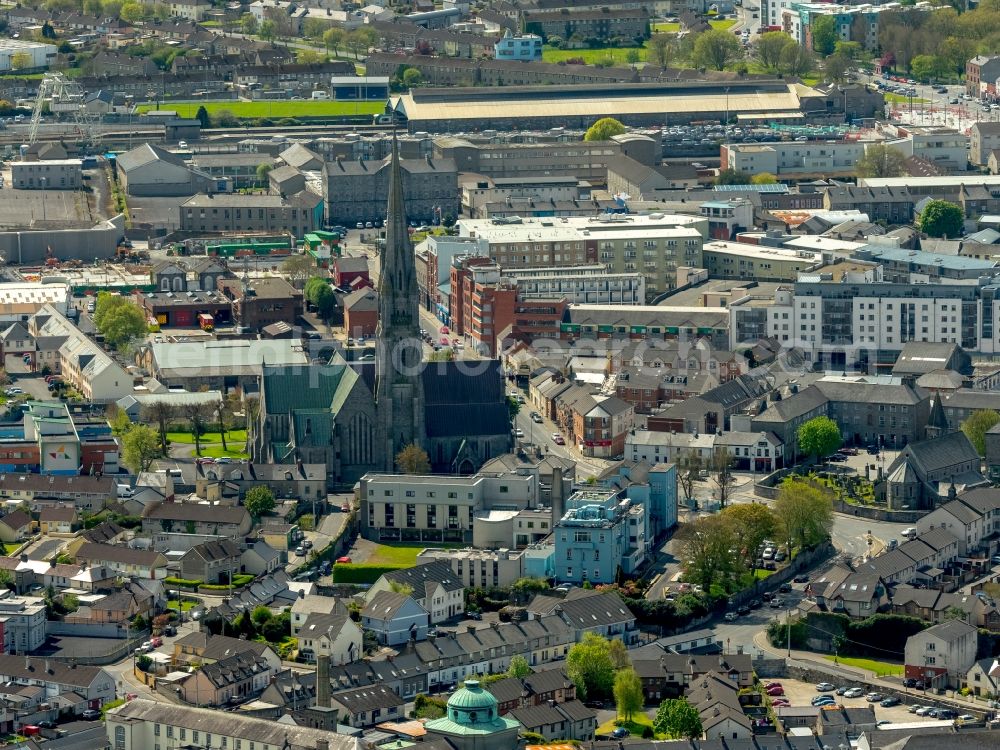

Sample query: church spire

[374,132,425,471]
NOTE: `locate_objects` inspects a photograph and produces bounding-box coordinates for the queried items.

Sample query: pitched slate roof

[362,590,417,621]
[76,542,164,567]
[143,502,248,525]
[330,684,403,713]
[527,589,635,629]
[197,651,271,689]
[382,560,463,596]
[421,360,510,439]
[904,431,979,474]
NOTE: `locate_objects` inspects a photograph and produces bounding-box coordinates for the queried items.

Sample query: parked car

[766,686,785,696]
[611,728,629,739]
[81,710,100,721]
[836,686,849,695]
[724,611,739,622]
[764,682,782,689]
[812,696,836,706]
[793,575,809,583]
[779,583,792,593]
[749,599,761,609]
[737,605,750,616]
[771,699,790,707]
[881,697,901,707]
[844,688,865,698]
[530,412,543,423]
[908,704,921,713]
[552,433,565,445]
[865,693,884,702]
[294,546,306,556]
[815,682,835,692]
[769,597,783,608]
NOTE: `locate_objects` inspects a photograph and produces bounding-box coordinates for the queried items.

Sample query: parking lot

[768,678,963,725]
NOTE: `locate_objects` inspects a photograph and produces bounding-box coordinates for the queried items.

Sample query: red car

[766,687,785,697]
[771,699,790,707]
[552,433,565,445]
[336,556,352,564]
[764,682,782,689]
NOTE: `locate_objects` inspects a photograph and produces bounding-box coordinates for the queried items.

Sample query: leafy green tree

[92,292,148,350]
[396,443,431,474]
[918,199,964,238]
[780,42,814,77]
[626,48,641,65]
[961,409,1000,456]
[251,605,273,627]
[122,424,160,474]
[108,405,133,437]
[141,401,174,454]
[256,162,273,183]
[194,105,210,129]
[797,416,842,462]
[240,13,258,35]
[811,15,837,55]
[715,168,752,185]
[825,52,851,84]
[296,48,326,64]
[507,655,531,678]
[566,633,616,700]
[323,27,345,56]
[692,29,742,70]
[750,172,778,184]
[583,117,627,141]
[721,503,777,574]
[259,19,277,42]
[774,477,834,554]
[648,33,677,68]
[752,31,794,73]
[855,144,907,178]
[613,668,644,722]
[678,514,736,592]
[654,698,703,740]
[608,638,630,670]
[244,486,276,519]
[402,67,423,88]
[119,1,143,23]
[910,54,948,82]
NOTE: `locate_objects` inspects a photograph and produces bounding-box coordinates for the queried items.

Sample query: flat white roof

[704,240,824,262]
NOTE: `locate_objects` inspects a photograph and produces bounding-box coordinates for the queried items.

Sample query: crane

[28,72,99,147]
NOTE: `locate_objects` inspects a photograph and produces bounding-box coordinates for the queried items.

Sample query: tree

[918,200,964,238]
[259,19,276,42]
[8,51,31,72]
[396,443,430,474]
[721,503,777,574]
[402,67,423,88]
[240,13,258,35]
[92,292,147,350]
[824,52,851,84]
[194,105,210,129]
[313,283,335,321]
[710,450,736,508]
[692,29,742,71]
[678,514,736,592]
[244,486,276,519]
[910,54,948,82]
[108,405,133,437]
[811,15,837,55]
[345,28,375,58]
[855,144,907,179]
[608,638,631,670]
[296,48,326,65]
[216,398,228,452]
[583,117,627,142]
[323,27,345,56]
[626,48,641,65]
[507,655,531,678]
[797,416,842,463]
[566,633,615,700]
[122,424,160,474]
[715,168,752,186]
[648,33,677,68]
[388,581,414,596]
[750,172,778,185]
[142,401,174,454]
[256,162,273,183]
[654,698,703,740]
[961,409,1000,456]
[834,41,862,60]
[677,452,702,508]
[774,477,834,554]
[780,42,814,77]
[303,18,330,40]
[183,401,209,456]
[752,31,794,74]
[282,254,315,284]
[119,1,143,23]
[613,668,644,722]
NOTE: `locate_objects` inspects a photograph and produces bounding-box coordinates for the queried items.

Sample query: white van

[116,484,134,498]
[902,527,917,539]
[311,90,330,100]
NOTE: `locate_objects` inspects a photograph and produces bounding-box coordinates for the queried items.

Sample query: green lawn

[167,599,197,612]
[823,655,904,676]
[710,19,737,29]
[0,543,18,555]
[135,100,384,119]
[200,446,251,459]
[597,713,660,739]
[885,93,929,104]
[366,543,458,566]
[167,429,247,445]
[652,22,680,32]
[542,46,647,64]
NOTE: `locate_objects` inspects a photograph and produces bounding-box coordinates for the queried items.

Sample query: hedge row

[164,576,202,588]
[332,563,406,584]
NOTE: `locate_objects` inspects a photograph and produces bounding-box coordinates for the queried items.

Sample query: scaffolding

[28,72,99,147]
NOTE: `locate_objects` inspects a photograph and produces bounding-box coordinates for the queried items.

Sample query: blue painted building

[553,490,647,585]
[494,30,543,62]
[598,461,678,543]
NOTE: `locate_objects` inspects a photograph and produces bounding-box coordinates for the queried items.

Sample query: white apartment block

[722,141,866,177]
[501,264,645,305]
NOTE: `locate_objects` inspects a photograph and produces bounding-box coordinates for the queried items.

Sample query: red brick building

[332,256,371,289]
[343,287,379,338]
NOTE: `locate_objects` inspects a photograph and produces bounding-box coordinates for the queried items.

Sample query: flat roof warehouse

[391,80,823,131]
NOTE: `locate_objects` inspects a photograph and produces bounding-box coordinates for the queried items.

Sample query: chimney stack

[315,654,331,709]
[551,466,565,521]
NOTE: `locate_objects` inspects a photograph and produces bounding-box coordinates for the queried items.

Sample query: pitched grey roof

[754,384,828,423]
[381,560,463,596]
[527,589,635,629]
[902,431,979,474]
[198,651,270,689]
[921,617,977,642]
[330,684,403,713]
[362,590,415,620]
[117,143,186,172]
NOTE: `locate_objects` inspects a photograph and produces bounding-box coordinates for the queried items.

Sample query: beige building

[178,192,322,238]
[701,241,825,282]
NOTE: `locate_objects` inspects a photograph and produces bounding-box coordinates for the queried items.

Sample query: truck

[198,313,215,332]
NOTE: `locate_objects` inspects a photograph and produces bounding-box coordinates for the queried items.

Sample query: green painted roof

[447,681,497,712]
[424,681,519,737]
[262,363,350,413]
[423,716,521,737]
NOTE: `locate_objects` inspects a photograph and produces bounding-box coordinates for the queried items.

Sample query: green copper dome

[445,680,499,724]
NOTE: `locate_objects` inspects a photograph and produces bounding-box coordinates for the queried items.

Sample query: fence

[47,631,148,665]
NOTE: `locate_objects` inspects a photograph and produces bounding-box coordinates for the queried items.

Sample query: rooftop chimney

[315,654,331,709]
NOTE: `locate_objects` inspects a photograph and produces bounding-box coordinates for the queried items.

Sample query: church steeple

[374,134,425,471]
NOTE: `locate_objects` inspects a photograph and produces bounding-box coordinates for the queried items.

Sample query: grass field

[135,100,384,119]
[597,713,659,739]
[200,446,250,459]
[167,599,197,612]
[366,543,459,566]
[542,46,648,64]
[167,429,247,445]
[823,655,904,676]
[652,22,680,32]
[710,19,737,29]
[885,93,929,104]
